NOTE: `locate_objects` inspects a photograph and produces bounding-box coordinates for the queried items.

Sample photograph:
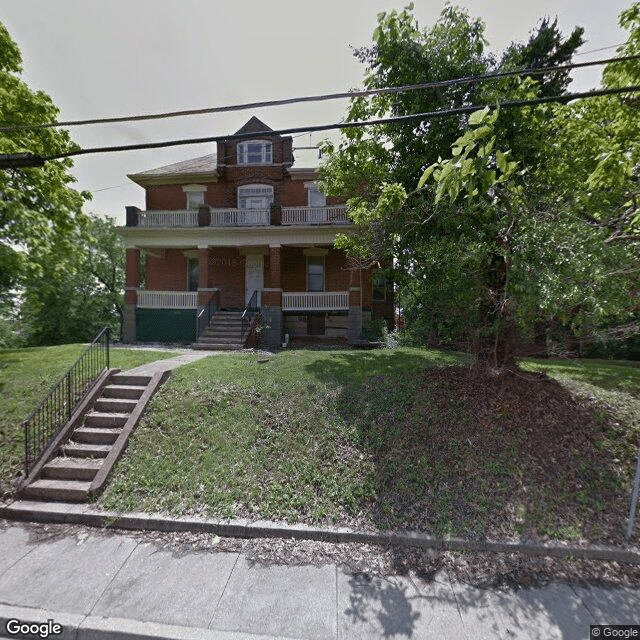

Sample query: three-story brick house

[118,116,393,349]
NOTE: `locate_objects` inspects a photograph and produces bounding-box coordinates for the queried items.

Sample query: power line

[574,43,625,56]
[39,84,640,162]
[1,54,638,134]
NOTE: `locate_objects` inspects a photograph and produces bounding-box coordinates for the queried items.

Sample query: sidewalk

[1,521,638,640]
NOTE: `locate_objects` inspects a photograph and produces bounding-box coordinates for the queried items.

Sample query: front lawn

[99,348,640,545]
[0,344,177,498]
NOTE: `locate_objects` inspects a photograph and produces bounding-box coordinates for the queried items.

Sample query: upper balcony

[125,205,350,228]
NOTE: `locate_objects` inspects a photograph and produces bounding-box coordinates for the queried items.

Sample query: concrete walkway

[0,522,638,640]
[121,350,220,377]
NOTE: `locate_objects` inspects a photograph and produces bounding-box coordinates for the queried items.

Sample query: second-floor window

[307,183,327,207]
[186,191,205,210]
[238,140,273,165]
[238,184,274,210]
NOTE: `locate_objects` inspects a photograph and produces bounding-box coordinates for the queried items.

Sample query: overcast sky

[1,0,630,224]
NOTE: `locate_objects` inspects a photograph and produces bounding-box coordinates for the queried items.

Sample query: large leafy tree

[322,3,638,366]
[20,215,124,345]
[0,22,89,301]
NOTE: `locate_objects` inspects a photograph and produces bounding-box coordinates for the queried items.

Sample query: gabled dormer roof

[233,116,273,136]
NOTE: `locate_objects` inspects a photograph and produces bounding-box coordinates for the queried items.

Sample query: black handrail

[22,327,110,476]
[196,291,219,339]
[241,290,259,344]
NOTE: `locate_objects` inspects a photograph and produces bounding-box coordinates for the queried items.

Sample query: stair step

[60,443,112,458]
[102,384,147,399]
[85,412,129,428]
[74,427,121,445]
[94,397,138,413]
[41,457,103,481]
[111,374,152,386]
[199,336,243,344]
[22,479,91,502]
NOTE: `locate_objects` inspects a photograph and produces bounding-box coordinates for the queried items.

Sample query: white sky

[1,0,630,224]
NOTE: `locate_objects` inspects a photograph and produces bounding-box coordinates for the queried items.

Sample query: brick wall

[207,248,245,308]
[146,249,190,291]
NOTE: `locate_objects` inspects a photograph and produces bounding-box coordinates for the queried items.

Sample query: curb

[0,604,285,640]
[1,499,639,565]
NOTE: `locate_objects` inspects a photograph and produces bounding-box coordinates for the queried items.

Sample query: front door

[245,255,263,306]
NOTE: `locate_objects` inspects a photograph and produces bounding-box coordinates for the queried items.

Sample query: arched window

[237,140,273,165]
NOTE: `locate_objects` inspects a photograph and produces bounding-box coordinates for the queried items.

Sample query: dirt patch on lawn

[394,366,636,545]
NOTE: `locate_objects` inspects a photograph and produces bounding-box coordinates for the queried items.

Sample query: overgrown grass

[99,348,464,520]
[0,344,177,498]
[99,349,640,545]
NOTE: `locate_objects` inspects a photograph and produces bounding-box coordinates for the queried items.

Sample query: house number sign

[209,256,245,268]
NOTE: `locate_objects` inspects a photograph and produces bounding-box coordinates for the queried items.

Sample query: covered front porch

[124,243,370,346]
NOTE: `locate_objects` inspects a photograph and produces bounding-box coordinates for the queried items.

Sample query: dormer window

[238,140,272,165]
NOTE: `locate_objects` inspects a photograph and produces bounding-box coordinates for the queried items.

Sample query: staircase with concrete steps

[193,310,258,350]
[21,372,165,503]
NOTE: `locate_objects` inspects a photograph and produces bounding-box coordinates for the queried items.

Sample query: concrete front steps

[21,372,166,503]
[193,310,257,350]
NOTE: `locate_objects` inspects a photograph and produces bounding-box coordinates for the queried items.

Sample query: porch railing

[137,210,199,227]
[282,291,349,311]
[281,206,349,225]
[210,209,270,226]
[137,290,198,309]
[22,327,110,475]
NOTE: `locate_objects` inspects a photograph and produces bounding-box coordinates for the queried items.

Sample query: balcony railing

[210,208,270,226]
[137,290,198,309]
[281,206,349,225]
[282,291,349,311]
[128,206,349,228]
[138,210,199,227]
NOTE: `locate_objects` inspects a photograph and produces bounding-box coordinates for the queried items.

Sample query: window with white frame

[183,184,206,210]
[237,140,273,165]
[238,184,274,210]
[186,191,205,210]
[307,182,327,207]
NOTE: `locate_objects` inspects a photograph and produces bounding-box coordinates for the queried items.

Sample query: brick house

[118,116,393,349]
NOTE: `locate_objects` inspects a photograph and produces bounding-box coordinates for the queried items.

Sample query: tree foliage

[322,3,639,365]
[0,21,89,299]
[20,216,124,346]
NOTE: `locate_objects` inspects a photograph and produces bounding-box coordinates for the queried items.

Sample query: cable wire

[42,84,640,161]
[1,54,638,133]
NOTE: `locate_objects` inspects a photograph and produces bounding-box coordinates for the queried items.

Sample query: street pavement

[0,522,638,640]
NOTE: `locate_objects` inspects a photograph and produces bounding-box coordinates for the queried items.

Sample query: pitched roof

[234,116,273,135]
[127,153,218,185]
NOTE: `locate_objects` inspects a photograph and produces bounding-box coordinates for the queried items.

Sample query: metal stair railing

[241,290,259,345]
[196,291,219,339]
[22,327,110,475]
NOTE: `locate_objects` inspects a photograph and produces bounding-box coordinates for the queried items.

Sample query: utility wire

[42,84,640,162]
[1,54,638,133]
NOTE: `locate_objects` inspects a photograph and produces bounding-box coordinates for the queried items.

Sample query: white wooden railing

[281,206,349,225]
[210,209,270,226]
[137,290,198,309]
[282,291,349,311]
[137,210,199,227]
